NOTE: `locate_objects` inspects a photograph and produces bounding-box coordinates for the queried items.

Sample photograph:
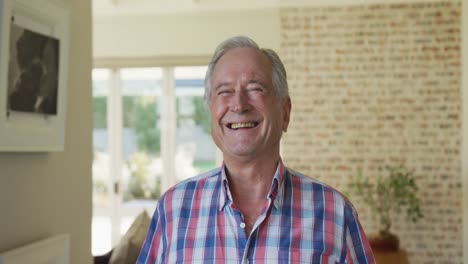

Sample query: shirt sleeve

[343,203,376,264]
[137,200,166,264]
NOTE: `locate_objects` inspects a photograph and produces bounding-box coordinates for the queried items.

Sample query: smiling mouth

[228,122,258,130]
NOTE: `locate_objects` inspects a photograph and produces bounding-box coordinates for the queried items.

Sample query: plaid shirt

[137,160,375,263]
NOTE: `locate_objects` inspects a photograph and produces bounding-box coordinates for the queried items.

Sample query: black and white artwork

[7,20,59,115]
[0,0,69,151]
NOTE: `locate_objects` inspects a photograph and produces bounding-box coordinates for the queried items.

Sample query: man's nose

[230,91,251,113]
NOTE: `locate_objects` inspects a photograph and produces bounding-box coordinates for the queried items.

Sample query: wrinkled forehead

[211,47,272,82]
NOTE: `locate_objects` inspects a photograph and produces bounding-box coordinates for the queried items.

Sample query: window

[92,65,218,255]
[175,66,216,181]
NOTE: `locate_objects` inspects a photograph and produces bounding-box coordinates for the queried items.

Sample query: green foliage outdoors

[94,96,210,154]
[93,97,107,129]
[192,96,211,133]
[94,96,161,153]
[348,165,423,236]
[193,160,216,172]
[94,94,212,201]
[176,96,211,133]
[125,152,162,201]
[123,96,161,154]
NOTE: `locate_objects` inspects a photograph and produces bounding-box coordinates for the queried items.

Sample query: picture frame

[0,0,69,151]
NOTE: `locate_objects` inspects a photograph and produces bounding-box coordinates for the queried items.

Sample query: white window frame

[92,56,223,248]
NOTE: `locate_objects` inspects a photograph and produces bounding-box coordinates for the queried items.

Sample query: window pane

[120,68,163,202]
[92,68,111,255]
[175,66,216,181]
[92,68,110,207]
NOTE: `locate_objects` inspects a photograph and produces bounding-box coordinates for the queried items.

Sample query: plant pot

[369,232,399,252]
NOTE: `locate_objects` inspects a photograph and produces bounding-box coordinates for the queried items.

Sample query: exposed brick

[280,1,462,263]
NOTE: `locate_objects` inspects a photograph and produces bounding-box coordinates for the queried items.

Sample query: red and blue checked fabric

[137,160,375,264]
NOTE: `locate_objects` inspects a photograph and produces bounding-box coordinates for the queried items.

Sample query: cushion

[109,210,151,264]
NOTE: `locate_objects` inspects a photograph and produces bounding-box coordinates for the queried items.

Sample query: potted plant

[347,165,423,251]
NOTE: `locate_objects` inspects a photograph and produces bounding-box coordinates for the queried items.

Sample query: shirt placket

[239,196,273,264]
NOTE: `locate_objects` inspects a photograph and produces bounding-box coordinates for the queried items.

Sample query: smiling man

[137,36,375,264]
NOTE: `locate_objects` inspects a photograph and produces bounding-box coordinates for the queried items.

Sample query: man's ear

[282,96,292,132]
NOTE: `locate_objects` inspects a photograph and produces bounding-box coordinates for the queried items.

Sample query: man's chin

[224,147,258,160]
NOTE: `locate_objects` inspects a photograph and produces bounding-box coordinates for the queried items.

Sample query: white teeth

[231,122,256,129]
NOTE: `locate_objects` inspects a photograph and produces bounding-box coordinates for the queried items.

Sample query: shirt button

[240,222,246,229]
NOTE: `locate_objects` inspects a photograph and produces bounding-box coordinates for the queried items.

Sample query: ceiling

[92,0,434,17]
[92,0,384,17]
[92,0,286,17]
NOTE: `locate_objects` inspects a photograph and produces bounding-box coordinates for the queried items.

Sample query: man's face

[208,47,291,162]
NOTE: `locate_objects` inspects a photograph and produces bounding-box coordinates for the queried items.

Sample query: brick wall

[280,2,462,263]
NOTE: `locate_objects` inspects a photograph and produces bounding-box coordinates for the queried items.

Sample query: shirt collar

[218,164,231,211]
[218,159,286,211]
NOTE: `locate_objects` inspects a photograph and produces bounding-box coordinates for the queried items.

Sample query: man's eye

[217,90,231,95]
[248,87,263,92]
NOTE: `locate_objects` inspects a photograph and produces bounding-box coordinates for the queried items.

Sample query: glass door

[91,65,219,255]
[92,67,163,254]
[117,67,163,245]
[92,68,112,255]
[174,66,216,180]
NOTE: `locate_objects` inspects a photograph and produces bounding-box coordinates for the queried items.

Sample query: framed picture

[0,0,69,151]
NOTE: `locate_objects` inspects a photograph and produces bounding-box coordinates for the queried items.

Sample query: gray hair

[204,36,289,105]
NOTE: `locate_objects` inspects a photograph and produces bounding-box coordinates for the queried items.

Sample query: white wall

[0,1,93,263]
[93,9,280,59]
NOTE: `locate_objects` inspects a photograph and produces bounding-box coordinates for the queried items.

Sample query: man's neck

[223,154,279,186]
[223,156,280,203]
[223,156,280,235]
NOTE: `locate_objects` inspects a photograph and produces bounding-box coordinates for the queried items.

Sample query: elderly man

[137,36,375,263]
